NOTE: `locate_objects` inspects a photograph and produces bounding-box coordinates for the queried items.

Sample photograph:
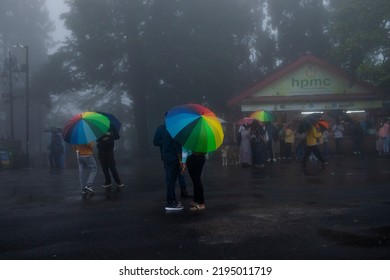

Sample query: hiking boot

[165,201,184,211]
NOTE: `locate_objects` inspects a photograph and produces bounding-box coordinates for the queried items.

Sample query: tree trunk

[132,88,151,156]
[127,62,151,156]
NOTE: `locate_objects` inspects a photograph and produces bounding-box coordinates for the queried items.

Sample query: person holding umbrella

[62,112,111,198]
[165,103,224,211]
[97,125,125,192]
[73,142,98,197]
[301,123,328,175]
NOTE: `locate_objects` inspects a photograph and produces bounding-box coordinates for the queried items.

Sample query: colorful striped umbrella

[249,110,274,122]
[96,111,122,134]
[165,103,224,153]
[62,112,110,144]
[236,117,255,126]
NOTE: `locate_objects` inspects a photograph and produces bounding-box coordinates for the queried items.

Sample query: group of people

[237,121,277,168]
[66,116,207,212]
[235,118,374,174]
[69,115,389,210]
[237,121,301,168]
[73,125,124,198]
[153,123,206,212]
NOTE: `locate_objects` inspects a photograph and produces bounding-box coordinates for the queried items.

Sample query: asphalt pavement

[0,154,389,260]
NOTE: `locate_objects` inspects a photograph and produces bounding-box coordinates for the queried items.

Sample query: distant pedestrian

[378,120,389,155]
[181,147,206,211]
[350,121,364,155]
[321,129,330,159]
[250,121,268,168]
[278,124,287,159]
[284,123,295,160]
[302,124,327,174]
[96,125,124,191]
[294,132,305,159]
[48,131,64,169]
[73,142,97,197]
[332,120,344,156]
[265,122,277,162]
[238,124,252,167]
[153,123,184,211]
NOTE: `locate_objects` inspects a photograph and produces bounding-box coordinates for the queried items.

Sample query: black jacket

[97,126,120,151]
[153,124,181,164]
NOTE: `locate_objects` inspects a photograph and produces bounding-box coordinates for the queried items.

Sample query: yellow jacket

[284,128,295,144]
[73,142,94,156]
[306,126,322,146]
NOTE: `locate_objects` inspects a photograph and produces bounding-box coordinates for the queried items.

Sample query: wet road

[0,155,389,260]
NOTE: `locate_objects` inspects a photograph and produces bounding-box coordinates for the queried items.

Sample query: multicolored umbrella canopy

[165,103,224,153]
[62,112,110,144]
[317,119,329,130]
[249,110,273,122]
[236,117,255,126]
[96,111,121,134]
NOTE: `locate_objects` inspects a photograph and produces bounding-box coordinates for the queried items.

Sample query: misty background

[0,0,389,166]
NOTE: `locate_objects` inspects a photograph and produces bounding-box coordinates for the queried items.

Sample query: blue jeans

[78,155,97,190]
[164,160,180,203]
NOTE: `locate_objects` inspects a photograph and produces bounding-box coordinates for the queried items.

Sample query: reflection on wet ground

[0,155,389,259]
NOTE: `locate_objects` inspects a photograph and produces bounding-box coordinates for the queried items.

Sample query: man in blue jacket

[153,123,190,211]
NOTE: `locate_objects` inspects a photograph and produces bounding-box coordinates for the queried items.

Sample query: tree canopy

[3,0,389,155]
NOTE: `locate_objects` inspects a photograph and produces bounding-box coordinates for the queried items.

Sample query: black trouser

[187,153,206,204]
[98,149,121,185]
[301,145,325,168]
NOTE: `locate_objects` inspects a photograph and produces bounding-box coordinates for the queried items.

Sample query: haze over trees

[1,0,389,157]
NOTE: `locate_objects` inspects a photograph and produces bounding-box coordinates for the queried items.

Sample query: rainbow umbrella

[62,112,110,144]
[165,103,224,153]
[236,117,255,126]
[96,111,121,134]
[249,110,273,122]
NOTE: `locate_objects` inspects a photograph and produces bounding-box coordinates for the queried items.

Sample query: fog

[0,0,389,168]
[46,0,70,54]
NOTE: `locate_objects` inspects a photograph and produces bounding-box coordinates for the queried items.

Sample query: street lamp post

[1,50,17,140]
[14,44,29,165]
